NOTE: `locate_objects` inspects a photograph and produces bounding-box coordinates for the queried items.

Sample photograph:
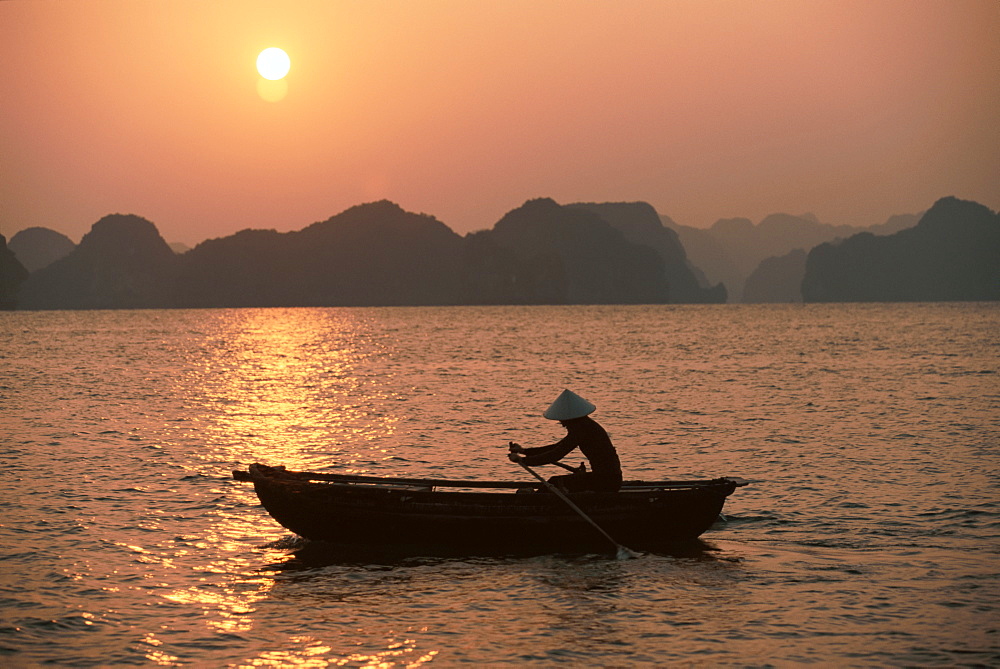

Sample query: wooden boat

[233,463,748,555]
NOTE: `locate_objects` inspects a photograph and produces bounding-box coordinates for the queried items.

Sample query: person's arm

[517,435,577,466]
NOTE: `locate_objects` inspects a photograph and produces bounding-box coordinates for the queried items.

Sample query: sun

[256,47,290,80]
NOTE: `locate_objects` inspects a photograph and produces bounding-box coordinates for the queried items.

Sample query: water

[1,304,997,667]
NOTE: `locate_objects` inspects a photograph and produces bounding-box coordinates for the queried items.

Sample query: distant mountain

[802,197,999,302]
[569,202,726,303]
[171,228,286,307]
[9,227,76,273]
[664,212,921,302]
[1,234,30,310]
[177,198,699,307]
[14,198,985,309]
[17,214,177,309]
[742,249,807,303]
[174,200,466,307]
[868,213,922,237]
[659,221,739,294]
[464,198,670,304]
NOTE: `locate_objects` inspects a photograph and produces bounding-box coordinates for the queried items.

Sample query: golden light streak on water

[239,634,437,668]
[190,308,403,472]
[330,637,439,668]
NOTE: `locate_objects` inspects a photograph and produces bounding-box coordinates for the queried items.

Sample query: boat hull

[236,464,744,555]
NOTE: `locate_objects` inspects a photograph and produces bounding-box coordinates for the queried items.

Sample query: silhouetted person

[508,389,622,492]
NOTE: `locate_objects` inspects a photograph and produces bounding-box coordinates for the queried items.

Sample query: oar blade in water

[616,545,641,560]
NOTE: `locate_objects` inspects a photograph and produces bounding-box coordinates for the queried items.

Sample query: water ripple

[1,304,997,666]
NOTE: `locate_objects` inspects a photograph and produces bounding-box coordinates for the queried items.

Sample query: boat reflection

[248,535,744,667]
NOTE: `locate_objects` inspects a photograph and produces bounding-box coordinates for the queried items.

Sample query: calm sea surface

[1,304,998,667]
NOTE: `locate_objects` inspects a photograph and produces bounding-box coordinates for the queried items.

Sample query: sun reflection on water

[189,308,403,472]
[239,635,439,668]
[161,576,271,634]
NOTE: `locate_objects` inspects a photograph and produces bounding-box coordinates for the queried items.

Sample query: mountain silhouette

[174,200,465,307]
[11,197,994,309]
[568,202,726,303]
[175,198,700,307]
[1,234,30,310]
[17,214,177,309]
[802,197,999,302]
[742,249,808,303]
[465,198,671,304]
[9,227,76,273]
[665,212,920,301]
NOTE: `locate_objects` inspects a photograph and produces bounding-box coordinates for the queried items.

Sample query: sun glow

[256,47,290,80]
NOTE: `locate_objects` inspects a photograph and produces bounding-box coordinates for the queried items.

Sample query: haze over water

[2,303,998,666]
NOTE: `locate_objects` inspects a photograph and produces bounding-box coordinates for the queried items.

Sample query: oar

[516,461,639,560]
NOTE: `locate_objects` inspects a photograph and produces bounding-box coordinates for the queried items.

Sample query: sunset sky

[2,0,997,246]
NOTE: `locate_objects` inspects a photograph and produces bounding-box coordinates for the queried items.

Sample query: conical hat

[543,389,596,420]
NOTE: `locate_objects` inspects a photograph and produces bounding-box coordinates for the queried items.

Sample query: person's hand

[508,452,524,463]
[508,441,524,454]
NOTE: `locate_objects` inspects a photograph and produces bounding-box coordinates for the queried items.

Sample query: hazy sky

[2,0,998,245]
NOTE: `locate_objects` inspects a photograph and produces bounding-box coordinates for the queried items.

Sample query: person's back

[563,415,622,491]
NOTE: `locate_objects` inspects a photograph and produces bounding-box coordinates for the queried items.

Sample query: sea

[1,303,997,667]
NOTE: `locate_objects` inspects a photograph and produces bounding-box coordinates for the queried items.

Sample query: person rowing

[507,389,623,493]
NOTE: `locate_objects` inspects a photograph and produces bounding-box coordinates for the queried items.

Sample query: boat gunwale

[232,463,748,492]
[233,463,747,498]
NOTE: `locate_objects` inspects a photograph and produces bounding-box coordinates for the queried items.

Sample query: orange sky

[2,0,998,246]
